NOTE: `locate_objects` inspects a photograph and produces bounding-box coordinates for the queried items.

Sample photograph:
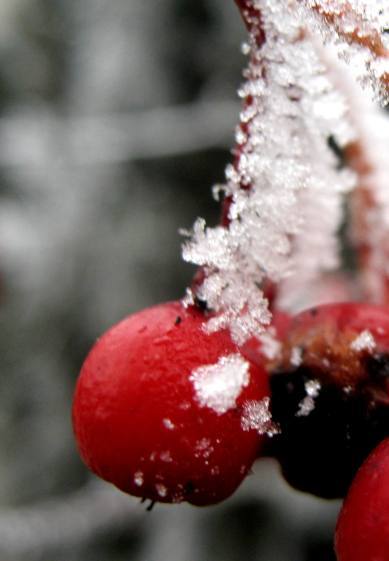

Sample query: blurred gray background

[0,1,340,560]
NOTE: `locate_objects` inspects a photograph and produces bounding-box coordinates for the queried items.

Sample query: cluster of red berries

[73,296,389,559]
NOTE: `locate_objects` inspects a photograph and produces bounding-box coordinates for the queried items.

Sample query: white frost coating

[189,353,250,414]
[346,87,389,302]
[298,0,389,106]
[290,346,303,367]
[258,328,282,360]
[155,484,168,498]
[241,397,279,436]
[194,438,214,459]
[350,330,377,352]
[162,418,175,430]
[183,0,355,342]
[296,379,321,417]
[134,472,144,487]
[160,451,173,463]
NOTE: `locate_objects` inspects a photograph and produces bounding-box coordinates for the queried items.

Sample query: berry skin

[267,302,389,498]
[72,301,269,506]
[335,438,389,561]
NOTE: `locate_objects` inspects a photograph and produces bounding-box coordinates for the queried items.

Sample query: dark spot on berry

[365,353,389,381]
[175,316,182,326]
[310,308,318,317]
[184,480,195,495]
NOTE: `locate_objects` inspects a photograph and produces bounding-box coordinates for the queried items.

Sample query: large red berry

[72,301,269,506]
[267,302,389,498]
[335,437,389,561]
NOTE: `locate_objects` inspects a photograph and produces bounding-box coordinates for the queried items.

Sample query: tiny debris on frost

[296,379,321,417]
[241,397,279,437]
[350,330,377,352]
[190,353,250,414]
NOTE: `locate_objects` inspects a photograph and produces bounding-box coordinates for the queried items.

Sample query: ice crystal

[346,88,389,302]
[241,397,279,436]
[160,451,173,463]
[155,484,168,498]
[162,418,175,430]
[183,0,356,342]
[296,379,321,416]
[350,329,377,351]
[134,471,144,487]
[194,438,214,459]
[298,0,389,106]
[189,353,250,414]
[258,327,282,360]
[290,346,303,367]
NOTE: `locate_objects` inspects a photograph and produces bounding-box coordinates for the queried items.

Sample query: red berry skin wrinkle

[73,302,269,506]
[336,438,389,561]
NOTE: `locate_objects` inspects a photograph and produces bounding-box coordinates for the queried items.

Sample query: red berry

[72,301,269,506]
[268,302,389,498]
[335,437,389,561]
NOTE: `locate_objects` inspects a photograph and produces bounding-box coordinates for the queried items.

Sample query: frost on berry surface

[296,379,321,417]
[183,0,356,341]
[189,353,250,414]
[258,327,282,360]
[350,329,377,352]
[241,397,279,436]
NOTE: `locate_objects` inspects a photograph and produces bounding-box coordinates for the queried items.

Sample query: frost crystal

[162,418,175,430]
[296,379,321,417]
[134,471,144,487]
[194,438,214,459]
[155,483,168,498]
[290,346,303,367]
[241,397,279,436]
[350,329,377,352]
[298,0,389,106]
[160,451,173,463]
[183,0,356,342]
[189,353,250,414]
[258,328,282,360]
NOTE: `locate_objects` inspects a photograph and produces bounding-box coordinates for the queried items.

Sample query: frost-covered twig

[183,0,354,341]
[299,0,389,104]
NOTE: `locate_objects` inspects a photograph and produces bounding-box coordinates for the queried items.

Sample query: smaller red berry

[335,437,389,561]
[72,301,269,506]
